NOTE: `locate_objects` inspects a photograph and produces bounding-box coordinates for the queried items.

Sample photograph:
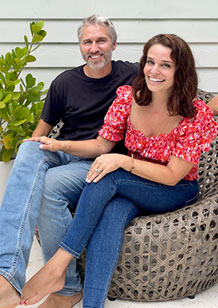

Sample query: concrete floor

[17,238,218,308]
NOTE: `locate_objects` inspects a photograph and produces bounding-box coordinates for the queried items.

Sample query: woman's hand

[86,153,126,183]
[23,136,61,152]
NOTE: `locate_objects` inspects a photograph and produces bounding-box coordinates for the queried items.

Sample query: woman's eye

[147,60,154,65]
[162,63,171,68]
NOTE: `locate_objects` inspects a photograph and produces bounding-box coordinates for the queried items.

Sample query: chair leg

[188,295,195,299]
[107,296,116,301]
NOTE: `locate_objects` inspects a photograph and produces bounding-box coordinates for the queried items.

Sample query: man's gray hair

[77,14,117,44]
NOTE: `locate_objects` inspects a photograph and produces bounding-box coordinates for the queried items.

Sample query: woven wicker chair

[49,89,218,302]
[106,89,218,301]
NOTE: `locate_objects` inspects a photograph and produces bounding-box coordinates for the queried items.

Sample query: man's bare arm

[32,119,53,137]
[207,96,218,116]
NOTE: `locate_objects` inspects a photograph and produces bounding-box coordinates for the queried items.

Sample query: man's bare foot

[21,248,73,306]
[38,291,82,308]
[0,275,20,308]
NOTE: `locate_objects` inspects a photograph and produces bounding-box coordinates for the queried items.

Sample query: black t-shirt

[41,60,139,141]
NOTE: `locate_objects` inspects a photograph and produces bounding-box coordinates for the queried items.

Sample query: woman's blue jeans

[60,168,199,307]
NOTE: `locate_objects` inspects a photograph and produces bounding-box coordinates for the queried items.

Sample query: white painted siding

[0,0,218,94]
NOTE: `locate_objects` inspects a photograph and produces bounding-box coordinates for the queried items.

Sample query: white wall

[0,0,217,94]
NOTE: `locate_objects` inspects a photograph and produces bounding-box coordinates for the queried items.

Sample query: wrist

[59,140,66,152]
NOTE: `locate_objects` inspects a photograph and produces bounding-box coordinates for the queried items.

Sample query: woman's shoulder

[180,98,218,136]
[192,98,213,114]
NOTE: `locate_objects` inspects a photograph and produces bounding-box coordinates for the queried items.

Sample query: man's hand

[24,136,61,152]
[207,96,218,116]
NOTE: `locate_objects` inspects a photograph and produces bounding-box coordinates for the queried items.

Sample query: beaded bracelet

[130,153,135,173]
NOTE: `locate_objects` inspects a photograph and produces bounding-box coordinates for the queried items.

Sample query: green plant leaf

[3,94,12,103]
[26,55,36,63]
[7,71,17,81]
[26,74,36,88]
[9,119,27,126]
[3,133,13,149]
[5,52,13,62]
[25,114,34,122]
[12,92,20,100]
[24,35,29,49]
[2,149,14,162]
[38,30,47,38]
[0,101,6,108]
[26,92,41,102]
[0,90,5,100]
[6,80,20,88]
[31,20,44,33]
[0,109,10,121]
[30,82,44,92]
[15,47,26,59]
[14,107,30,119]
[0,72,6,84]
[32,34,44,43]
[36,20,44,30]
[17,125,25,136]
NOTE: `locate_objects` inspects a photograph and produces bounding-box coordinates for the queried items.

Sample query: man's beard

[82,50,112,70]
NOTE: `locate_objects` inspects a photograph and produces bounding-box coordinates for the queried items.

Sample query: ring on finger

[96,169,101,173]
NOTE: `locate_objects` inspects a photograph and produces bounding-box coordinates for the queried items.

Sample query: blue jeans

[83,196,142,308]
[0,141,92,295]
[60,169,199,305]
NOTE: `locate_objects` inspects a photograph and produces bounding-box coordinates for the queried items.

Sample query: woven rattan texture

[107,90,218,301]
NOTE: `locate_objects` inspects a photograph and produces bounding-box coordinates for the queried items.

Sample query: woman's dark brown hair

[132,34,198,117]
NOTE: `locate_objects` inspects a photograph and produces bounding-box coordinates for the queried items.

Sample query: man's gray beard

[83,51,112,71]
[87,60,107,70]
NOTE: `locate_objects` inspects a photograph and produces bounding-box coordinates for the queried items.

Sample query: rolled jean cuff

[0,270,22,296]
[59,242,81,259]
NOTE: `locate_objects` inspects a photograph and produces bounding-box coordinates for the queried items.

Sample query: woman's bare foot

[0,275,20,308]
[21,248,73,306]
[38,291,83,308]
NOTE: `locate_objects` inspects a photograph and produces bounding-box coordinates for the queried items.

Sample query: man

[0,14,139,308]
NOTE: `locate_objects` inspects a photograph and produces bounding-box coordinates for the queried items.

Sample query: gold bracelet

[130,153,135,173]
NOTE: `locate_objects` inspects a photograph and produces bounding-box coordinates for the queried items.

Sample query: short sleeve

[98,85,132,141]
[172,99,218,164]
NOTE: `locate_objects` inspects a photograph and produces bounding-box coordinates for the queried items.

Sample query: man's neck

[83,62,112,79]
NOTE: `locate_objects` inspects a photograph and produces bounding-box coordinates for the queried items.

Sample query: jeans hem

[0,270,22,295]
[55,287,83,296]
[59,242,80,258]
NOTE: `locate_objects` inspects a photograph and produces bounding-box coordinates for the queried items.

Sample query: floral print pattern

[99,86,218,180]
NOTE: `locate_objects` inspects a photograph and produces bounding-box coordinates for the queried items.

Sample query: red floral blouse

[99,85,218,181]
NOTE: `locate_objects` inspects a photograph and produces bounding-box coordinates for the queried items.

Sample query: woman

[21,34,218,307]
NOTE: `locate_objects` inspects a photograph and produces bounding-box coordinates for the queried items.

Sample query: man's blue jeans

[0,141,142,305]
[0,141,92,295]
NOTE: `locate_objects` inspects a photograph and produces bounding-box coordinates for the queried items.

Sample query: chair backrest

[196,89,218,197]
[198,127,218,197]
